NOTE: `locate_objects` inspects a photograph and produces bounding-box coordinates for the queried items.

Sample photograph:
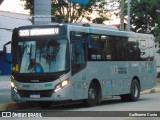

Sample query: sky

[0,0,29,14]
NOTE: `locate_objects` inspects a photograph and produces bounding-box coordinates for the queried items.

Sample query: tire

[121,79,140,102]
[83,83,97,107]
[38,101,53,109]
[130,79,140,101]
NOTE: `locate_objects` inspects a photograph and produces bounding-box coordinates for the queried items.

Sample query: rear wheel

[121,79,140,102]
[38,101,53,109]
[83,83,97,107]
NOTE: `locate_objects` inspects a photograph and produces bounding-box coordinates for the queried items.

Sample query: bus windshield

[15,38,69,73]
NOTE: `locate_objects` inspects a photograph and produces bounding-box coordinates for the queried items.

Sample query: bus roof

[14,23,154,40]
[68,23,154,40]
[66,22,119,31]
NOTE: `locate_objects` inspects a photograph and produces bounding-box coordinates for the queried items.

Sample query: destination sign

[19,28,59,37]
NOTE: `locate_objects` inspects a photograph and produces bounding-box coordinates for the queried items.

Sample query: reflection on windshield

[18,39,68,73]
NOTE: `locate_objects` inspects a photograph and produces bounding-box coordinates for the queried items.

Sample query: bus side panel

[111,61,131,95]
[139,39,156,91]
[140,61,156,91]
[71,68,87,100]
[86,61,113,97]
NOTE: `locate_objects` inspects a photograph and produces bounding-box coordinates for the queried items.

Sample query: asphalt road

[26,92,160,111]
[7,93,160,120]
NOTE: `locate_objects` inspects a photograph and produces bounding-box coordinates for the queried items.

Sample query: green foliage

[51,0,97,23]
[21,0,33,15]
[131,0,160,38]
[21,0,109,24]
[93,17,108,24]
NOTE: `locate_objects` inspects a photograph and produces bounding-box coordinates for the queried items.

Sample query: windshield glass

[15,38,69,73]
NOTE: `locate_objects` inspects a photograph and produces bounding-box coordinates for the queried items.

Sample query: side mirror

[0,47,6,58]
[3,46,7,58]
[0,49,3,55]
[0,41,11,64]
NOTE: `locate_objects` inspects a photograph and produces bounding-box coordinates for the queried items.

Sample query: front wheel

[83,83,97,107]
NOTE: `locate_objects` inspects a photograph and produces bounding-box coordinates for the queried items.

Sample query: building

[0,10,31,75]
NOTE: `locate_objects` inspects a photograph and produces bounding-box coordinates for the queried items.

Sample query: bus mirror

[0,49,3,57]
[0,49,3,54]
[3,46,7,58]
[1,41,11,64]
[3,41,11,54]
[0,45,7,59]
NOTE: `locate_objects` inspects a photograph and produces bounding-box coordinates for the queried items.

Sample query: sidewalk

[141,85,160,95]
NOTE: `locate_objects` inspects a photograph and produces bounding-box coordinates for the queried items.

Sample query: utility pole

[0,0,4,5]
[120,0,124,31]
[127,0,131,31]
[33,0,51,25]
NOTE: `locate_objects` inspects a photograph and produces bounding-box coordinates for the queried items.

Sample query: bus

[10,23,156,108]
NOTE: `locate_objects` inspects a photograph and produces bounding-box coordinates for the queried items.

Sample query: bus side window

[71,41,86,75]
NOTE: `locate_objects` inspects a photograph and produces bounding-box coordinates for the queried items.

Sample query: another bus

[10,23,156,108]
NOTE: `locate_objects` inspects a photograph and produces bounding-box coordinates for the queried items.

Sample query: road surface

[5,93,160,120]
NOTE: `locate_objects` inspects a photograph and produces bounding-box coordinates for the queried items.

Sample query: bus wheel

[83,83,97,107]
[120,79,140,102]
[38,101,53,109]
[130,79,140,101]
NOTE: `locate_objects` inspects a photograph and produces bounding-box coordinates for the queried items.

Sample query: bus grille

[17,90,53,98]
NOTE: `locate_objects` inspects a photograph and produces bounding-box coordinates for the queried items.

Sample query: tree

[131,0,160,38]
[0,0,4,5]
[51,0,97,23]
[21,0,111,23]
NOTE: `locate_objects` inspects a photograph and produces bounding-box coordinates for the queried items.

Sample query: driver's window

[71,41,86,75]
[72,41,85,64]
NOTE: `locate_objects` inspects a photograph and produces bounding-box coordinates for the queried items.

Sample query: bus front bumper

[11,84,74,102]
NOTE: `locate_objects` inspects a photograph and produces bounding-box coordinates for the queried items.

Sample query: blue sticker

[35,66,41,73]
[109,81,112,89]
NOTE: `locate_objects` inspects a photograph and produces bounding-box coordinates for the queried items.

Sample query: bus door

[71,40,87,100]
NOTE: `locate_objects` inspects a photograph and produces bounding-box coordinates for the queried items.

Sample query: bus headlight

[54,79,69,92]
[11,82,15,88]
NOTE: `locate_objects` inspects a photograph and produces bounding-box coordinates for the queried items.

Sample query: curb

[141,86,160,95]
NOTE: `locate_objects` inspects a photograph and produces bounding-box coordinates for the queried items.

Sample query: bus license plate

[30,94,40,98]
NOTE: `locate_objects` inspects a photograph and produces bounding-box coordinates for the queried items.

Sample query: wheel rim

[88,88,96,101]
[133,84,138,98]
